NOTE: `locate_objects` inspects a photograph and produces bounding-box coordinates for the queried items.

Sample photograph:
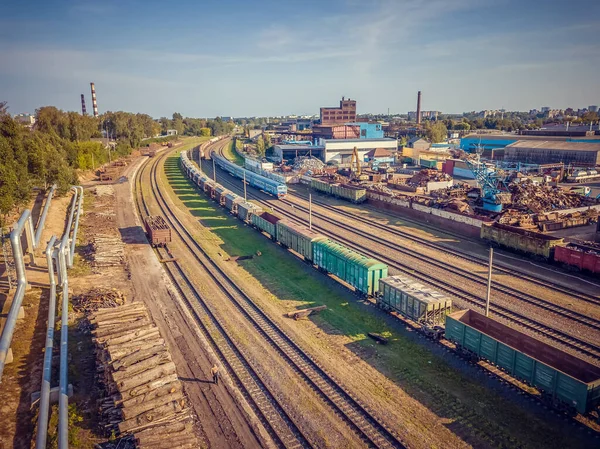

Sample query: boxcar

[446,309,600,414]
[238,202,263,223]
[214,186,230,206]
[377,275,452,325]
[144,215,171,248]
[224,193,243,214]
[554,243,600,274]
[276,219,326,262]
[251,211,281,238]
[331,183,367,203]
[312,239,388,296]
[311,178,332,195]
[480,222,564,259]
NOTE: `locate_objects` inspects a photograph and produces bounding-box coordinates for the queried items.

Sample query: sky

[1,0,599,118]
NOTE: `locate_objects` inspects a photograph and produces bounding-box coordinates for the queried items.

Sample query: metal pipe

[34,184,57,247]
[68,187,83,267]
[0,210,32,381]
[35,236,57,449]
[57,243,69,449]
[485,247,493,317]
[58,189,77,283]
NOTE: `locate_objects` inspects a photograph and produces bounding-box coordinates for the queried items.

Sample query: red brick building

[320,97,357,125]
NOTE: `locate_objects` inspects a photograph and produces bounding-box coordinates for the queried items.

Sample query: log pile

[92,302,199,448]
[91,234,125,270]
[72,288,126,314]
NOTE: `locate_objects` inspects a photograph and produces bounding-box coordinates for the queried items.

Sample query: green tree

[424,122,448,143]
[256,136,266,156]
[263,133,272,149]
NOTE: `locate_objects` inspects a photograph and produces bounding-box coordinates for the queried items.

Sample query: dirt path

[114,155,268,448]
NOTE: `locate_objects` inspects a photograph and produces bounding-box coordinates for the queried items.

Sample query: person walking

[211,364,220,385]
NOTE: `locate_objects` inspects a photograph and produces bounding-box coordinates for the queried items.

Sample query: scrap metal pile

[292,156,325,173]
[508,180,589,213]
[407,169,452,187]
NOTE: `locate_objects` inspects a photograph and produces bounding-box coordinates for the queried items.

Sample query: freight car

[480,222,564,259]
[554,243,600,275]
[251,211,281,239]
[331,183,367,203]
[214,186,230,206]
[224,192,243,214]
[276,219,326,262]
[446,309,600,415]
[144,215,171,247]
[238,201,263,223]
[213,154,287,198]
[311,178,332,195]
[377,275,452,326]
[313,238,388,296]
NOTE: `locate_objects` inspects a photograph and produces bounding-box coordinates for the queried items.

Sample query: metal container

[377,275,452,325]
[312,239,388,296]
[215,186,230,205]
[331,183,367,203]
[480,222,564,259]
[276,219,326,262]
[311,178,332,194]
[445,309,600,414]
[251,211,281,238]
[224,193,243,214]
[554,244,600,274]
[238,202,263,222]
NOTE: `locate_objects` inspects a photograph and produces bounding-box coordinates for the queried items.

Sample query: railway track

[202,141,600,361]
[139,149,407,449]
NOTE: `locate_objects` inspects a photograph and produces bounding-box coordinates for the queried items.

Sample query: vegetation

[159,113,234,137]
[423,121,448,143]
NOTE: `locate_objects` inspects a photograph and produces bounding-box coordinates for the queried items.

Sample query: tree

[424,122,448,143]
[256,136,266,156]
[263,133,272,149]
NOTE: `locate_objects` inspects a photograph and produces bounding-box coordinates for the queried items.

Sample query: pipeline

[0,210,34,381]
[57,238,69,449]
[68,186,84,267]
[35,236,57,449]
[34,184,57,247]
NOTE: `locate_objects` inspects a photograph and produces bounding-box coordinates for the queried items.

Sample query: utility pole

[212,158,216,183]
[309,193,312,230]
[485,247,493,317]
[243,171,247,202]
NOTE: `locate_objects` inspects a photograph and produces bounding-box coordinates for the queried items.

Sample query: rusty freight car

[144,215,172,247]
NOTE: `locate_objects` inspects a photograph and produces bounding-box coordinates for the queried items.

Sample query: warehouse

[504,141,600,166]
[319,138,397,164]
[273,144,325,162]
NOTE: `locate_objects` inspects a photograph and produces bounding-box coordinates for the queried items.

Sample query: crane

[350,146,362,179]
[464,143,507,212]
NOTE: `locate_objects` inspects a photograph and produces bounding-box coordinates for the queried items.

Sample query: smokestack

[90,82,98,117]
[416,91,422,126]
[80,94,87,115]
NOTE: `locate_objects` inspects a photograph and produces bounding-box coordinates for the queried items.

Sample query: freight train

[180,151,600,416]
[481,222,600,275]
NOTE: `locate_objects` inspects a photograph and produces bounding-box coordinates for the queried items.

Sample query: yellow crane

[350,146,361,178]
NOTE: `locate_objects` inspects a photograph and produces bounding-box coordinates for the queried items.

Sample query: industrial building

[320,97,357,125]
[319,138,397,164]
[504,141,600,166]
[408,110,441,121]
[273,144,324,162]
[312,122,384,140]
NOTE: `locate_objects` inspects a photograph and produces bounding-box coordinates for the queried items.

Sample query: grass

[161,155,595,449]
[223,140,245,166]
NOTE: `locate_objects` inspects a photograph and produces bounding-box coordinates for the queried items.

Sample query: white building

[319,138,398,164]
[14,113,35,126]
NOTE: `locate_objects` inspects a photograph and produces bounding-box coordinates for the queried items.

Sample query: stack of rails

[144,215,172,247]
[92,302,199,448]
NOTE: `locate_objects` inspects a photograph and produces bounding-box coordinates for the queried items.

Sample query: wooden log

[285,305,327,319]
[135,421,191,441]
[102,328,159,347]
[121,391,184,420]
[117,362,176,392]
[118,399,185,433]
[92,302,146,320]
[92,311,148,327]
[112,353,172,382]
[125,373,179,399]
[120,410,192,435]
[94,320,153,340]
[112,343,166,370]
[108,339,165,361]
[138,435,198,449]
[119,381,181,408]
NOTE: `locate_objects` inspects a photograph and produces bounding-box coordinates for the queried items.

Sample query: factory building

[320,97,357,125]
[312,122,384,140]
[408,110,441,121]
[504,141,600,166]
[273,144,325,162]
[319,138,397,164]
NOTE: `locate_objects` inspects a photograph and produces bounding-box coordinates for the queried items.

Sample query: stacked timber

[91,234,125,269]
[92,302,199,448]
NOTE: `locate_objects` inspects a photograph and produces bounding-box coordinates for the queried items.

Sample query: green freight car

[311,178,332,195]
[446,309,600,415]
[312,239,388,296]
[238,201,262,222]
[276,219,326,262]
[331,183,367,203]
[480,222,564,259]
[251,211,281,239]
[377,275,452,325]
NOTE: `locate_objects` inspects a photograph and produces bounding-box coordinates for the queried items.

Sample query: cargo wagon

[251,211,281,239]
[481,222,564,259]
[144,215,172,248]
[312,239,388,296]
[238,202,263,223]
[378,275,452,325]
[445,309,600,414]
[224,193,243,214]
[276,219,326,262]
